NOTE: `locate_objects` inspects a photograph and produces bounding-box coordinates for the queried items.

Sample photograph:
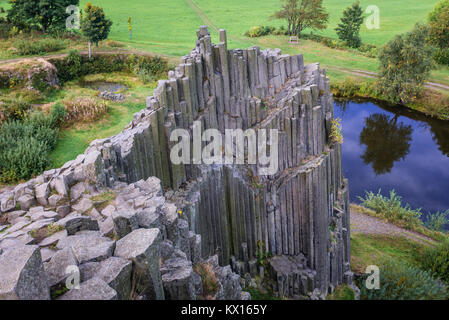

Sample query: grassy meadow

[76,0,449,86]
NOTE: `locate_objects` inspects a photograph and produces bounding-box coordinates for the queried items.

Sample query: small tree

[378,24,434,104]
[335,1,364,48]
[428,0,449,49]
[272,0,329,37]
[80,2,112,58]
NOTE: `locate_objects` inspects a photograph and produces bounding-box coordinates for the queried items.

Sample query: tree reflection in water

[359,113,413,175]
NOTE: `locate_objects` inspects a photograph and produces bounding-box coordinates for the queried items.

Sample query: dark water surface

[335,100,449,215]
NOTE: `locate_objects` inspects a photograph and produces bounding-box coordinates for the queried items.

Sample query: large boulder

[114,228,164,300]
[0,245,50,300]
[44,247,78,287]
[64,216,99,235]
[161,254,196,300]
[95,257,133,300]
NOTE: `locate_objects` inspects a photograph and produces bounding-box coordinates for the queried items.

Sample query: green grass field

[77,0,449,86]
[80,0,440,53]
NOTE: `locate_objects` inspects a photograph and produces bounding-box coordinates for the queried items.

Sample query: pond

[81,81,128,93]
[335,100,449,215]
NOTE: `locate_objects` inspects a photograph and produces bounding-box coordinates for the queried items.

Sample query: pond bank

[331,79,449,121]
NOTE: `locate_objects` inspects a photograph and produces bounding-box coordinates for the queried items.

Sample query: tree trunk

[88,40,92,59]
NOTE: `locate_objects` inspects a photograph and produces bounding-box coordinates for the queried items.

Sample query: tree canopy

[7,0,79,32]
[428,0,449,49]
[80,2,112,57]
[272,0,329,37]
[378,23,434,104]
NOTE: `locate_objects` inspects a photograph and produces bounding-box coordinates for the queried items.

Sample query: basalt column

[80,27,352,298]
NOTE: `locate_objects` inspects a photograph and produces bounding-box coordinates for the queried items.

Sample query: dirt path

[350,208,437,245]
[0,49,173,66]
[330,66,449,92]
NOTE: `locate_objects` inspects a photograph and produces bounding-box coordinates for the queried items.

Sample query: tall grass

[14,38,66,56]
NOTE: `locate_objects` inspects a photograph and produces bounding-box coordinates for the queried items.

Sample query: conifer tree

[335,1,364,48]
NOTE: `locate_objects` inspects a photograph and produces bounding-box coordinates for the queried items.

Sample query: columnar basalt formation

[0,27,352,300]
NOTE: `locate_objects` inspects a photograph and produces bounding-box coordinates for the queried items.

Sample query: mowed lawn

[79,0,449,86]
[80,0,440,51]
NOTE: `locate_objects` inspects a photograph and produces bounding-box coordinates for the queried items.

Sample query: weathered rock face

[0,27,351,299]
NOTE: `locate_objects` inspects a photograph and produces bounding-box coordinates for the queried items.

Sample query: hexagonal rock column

[114,228,164,300]
[0,245,50,300]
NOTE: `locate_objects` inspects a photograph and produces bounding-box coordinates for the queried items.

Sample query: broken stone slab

[64,216,99,236]
[38,230,67,248]
[136,207,160,229]
[0,194,15,213]
[57,231,115,264]
[100,205,116,218]
[72,198,93,214]
[17,194,36,211]
[44,246,78,287]
[95,257,133,300]
[56,205,71,218]
[99,216,114,237]
[0,245,50,300]
[23,218,55,232]
[112,210,139,239]
[114,228,164,300]
[161,257,196,300]
[35,183,50,206]
[48,194,63,208]
[70,182,87,202]
[58,277,118,300]
[40,247,57,262]
[7,210,26,224]
[29,210,58,222]
[79,261,101,282]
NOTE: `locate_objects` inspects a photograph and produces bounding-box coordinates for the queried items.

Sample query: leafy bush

[245,25,287,38]
[358,189,423,229]
[0,104,65,182]
[0,90,42,123]
[419,241,449,284]
[433,48,449,65]
[126,54,169,83]
[360,260,448,300]
[14,38,66,56]
[63,97,108,124]
[51,51,169,85]
[424,210,449,232]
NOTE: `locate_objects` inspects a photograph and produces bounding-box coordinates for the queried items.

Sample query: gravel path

[350,208,437,245]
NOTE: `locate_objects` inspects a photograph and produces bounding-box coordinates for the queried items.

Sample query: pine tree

[80,3,112,58]
[335,1,364,48]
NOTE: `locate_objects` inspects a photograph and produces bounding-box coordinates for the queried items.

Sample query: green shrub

[358,190,423,229]
[360,260,448,300]
[14,38,66,56]
[433,48,449,65]
[245,25,277,38]
[126,54,169,83]
[0,104,65,182]
[419,241,449,284]
[424,210,449,232]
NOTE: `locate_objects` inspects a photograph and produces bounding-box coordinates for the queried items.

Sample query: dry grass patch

[63,97,108,125]
[193,262,219,300]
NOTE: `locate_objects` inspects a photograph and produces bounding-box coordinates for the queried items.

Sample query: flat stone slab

[57,232,115,264]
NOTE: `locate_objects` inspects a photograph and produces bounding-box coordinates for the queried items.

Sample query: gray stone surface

[112,210,139,239]
[0,245,50,300]
[57,232,115,264]
[114,228,164,300]
[96,257,132,300]
[58,277,118,300]
[64,216,99,235]
[44,246,78,287]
